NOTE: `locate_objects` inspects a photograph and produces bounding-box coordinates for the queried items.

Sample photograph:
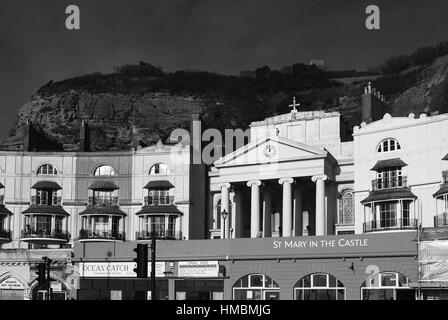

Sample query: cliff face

[3,91,207,151]
[2,55,448,151]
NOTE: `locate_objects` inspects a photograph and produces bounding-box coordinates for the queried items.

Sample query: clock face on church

[263,144,276,158]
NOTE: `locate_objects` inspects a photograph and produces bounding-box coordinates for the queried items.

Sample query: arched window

[233,274,280,300]
[215,199,233,231]
[37,164,58,176]
[93,165,115,176]
[377,138,401,153]
[339,189,354,224]
[149,163,170,175]
[361,272,415,300]
[294,273,345,300]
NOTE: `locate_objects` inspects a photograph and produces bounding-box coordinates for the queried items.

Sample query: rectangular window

[148,190,170,205]
[402,201,410,226]
[379,202,397,228]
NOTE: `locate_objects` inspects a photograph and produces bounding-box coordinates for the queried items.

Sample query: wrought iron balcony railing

[79,229,125,241]
[135,229,182,240]
[88,196,119,207]
[31,195,62,206]
[434,212,448,228]
[0,229,11,239]
[372,177,407,191]
[21,229,70,240]
[144,196,174,206]
[363,218,418,233]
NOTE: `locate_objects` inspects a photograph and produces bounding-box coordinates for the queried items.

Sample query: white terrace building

[0,140,205,250]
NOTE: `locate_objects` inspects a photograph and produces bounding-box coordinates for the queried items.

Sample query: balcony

[31,195,61,206]
[372,177,407,191]
[0,229,11,242]
[363,218,418,232]
[21,228,70,242]
[79,229,125,241]
[136,230,182,240]
[88,196,118,207]
[144,196,174,206]
[434,212,448,228]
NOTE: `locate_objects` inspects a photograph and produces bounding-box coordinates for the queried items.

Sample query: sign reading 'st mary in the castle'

[273,238,369,249]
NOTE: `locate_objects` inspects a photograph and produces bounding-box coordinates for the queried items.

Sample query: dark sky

[1,0,447,140]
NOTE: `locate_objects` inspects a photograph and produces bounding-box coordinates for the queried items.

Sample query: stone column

[247,180,262,238]
[233,191,243,238]
[262,189,272,238]
[293,187,303,236]
[220,183,231,239]
[312,175,327,236]
[279,177,294,237]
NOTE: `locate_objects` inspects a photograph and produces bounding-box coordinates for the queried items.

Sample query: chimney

[23,120,31,151]
[362,82,389,124]
[190,113,202,165]
[79,120,90,152]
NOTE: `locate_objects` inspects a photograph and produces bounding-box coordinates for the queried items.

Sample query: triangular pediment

[214,136,327,167]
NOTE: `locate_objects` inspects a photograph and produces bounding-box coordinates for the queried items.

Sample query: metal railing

[0,229,11,239]
[31,195,62,206]
[88,196,119,206]
[21,229,70,240]
[372,176,407,191]
[434,212,448,228]
[135,230,182,240]
[79,229,125,241]
[363,218,418,232]
[144,196,174,206]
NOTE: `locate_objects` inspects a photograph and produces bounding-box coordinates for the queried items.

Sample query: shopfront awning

[79,206,126,216]
[22,205,69,216]
[0,183,4,189]
[31,181,62,190]
[144,180,174,189]
[88,181,119,190]
[370,158,407,171]
[136,205,183,216]
[433,184,448,198]
[0,205,12,216]
[361,188,417,204]
[443,153,448,161]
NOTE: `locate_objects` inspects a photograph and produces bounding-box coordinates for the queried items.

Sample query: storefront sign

[419,241,448,282]
[79,262,165,278]
[178,261,219,278]
[272,238,369,249]
[0,277,25,290]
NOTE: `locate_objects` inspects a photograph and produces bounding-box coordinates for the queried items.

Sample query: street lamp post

[221,209,228,239]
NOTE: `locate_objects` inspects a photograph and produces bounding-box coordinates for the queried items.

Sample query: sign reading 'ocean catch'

[273,238,369,249]
[79,262,166,278]
[178,261,219,277]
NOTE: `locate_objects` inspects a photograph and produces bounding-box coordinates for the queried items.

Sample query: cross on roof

[289,97,300,112]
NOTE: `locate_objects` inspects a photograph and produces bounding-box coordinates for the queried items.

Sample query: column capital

[311,174,328,183]
[247,180,262,187]
[219,182,231,189]
[278,177,294,185]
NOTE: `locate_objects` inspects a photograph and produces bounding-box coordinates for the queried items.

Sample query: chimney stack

[79,120,90,152]
[362,82,388,124]
[190,113,202,165]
